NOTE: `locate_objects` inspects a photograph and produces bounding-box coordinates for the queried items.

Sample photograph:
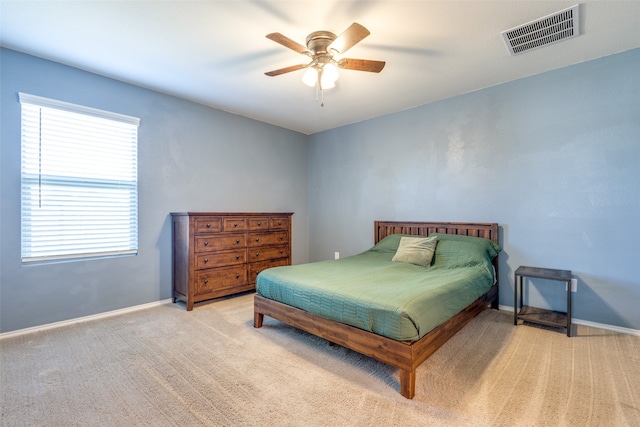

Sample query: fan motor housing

[306,31,337,55]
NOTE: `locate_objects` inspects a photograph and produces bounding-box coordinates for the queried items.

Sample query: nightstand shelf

[514,266,573,337]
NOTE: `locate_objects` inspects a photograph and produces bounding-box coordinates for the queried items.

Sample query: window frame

[19,93,140,264]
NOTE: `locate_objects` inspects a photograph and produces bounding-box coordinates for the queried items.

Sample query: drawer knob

[255,238,260,242]
[280,250,283,254]
[204,258,209,263]
[204,241,209,246]
[236,255,240,260]
[204,279,209,284]
[278,222,282,225]
[255,252,260,257]
[258,222,262,226]
[236,274,240,279]
[236,239,240,244]
[279,236,284,240]
[206,223,211,228]
[233,223,238,227]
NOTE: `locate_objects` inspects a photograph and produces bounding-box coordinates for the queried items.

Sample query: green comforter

[256,234,499,341]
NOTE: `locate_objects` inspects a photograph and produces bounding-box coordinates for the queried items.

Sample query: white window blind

[19,93,140,263]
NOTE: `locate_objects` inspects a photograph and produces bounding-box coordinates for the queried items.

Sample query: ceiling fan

[264,22,385,104]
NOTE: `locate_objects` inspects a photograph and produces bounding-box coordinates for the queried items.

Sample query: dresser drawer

[195,249,246,269]
[195,234,246,252]
[249,217,270,230]
[249,258,290,283]
[194,217,223,233]
[223,217,248,232]
[269,217,289,230]
[195,266,247,296]
[248,245,288,262]
[249,231,289,247]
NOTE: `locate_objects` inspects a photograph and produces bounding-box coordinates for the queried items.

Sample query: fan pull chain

[318,69,322,106]
[317,71,325,107]
[314,82,325,107]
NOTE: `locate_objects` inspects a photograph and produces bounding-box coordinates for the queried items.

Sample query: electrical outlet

[566,278,578,292]
[334,251,340,260]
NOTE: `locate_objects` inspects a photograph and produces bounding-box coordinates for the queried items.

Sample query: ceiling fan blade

[264,63,308,77]
[266,33,309,55]
[328,22,370,55]
[338,58,386,73]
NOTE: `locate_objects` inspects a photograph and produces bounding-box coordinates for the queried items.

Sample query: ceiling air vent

[501,4,580,55]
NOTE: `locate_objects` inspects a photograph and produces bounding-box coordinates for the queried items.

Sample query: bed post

[491,256,500,310]
[254,311,264,328]
[399,369,416,399]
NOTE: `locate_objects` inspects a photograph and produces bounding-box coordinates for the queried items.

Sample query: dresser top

[171,212,293,217]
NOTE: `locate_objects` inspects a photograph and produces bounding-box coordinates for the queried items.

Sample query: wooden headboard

[375,220,499,245]
[374,220,500,290]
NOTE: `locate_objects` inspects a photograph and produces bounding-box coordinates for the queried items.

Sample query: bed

[253,220,500,399]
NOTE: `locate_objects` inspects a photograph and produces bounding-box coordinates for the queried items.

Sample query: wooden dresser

[171,212,293,310]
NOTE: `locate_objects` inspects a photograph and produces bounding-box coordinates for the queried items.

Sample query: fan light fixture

[302,62,339,89]
[264,23,386,106]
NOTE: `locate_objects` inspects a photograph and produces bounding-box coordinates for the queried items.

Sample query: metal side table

[514,266,573,337]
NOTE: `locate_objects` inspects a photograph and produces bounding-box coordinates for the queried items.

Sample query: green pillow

[391,236,438,267]
[369,234,417,254]
[428,233,501,258]
[428,233,501,269]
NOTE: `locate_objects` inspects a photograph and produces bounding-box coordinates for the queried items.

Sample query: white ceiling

[2,1,639,134]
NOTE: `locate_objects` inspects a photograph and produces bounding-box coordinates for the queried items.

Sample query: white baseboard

[498,304,640,336]
[0,299,174,340]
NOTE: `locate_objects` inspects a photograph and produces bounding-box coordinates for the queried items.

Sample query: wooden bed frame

[253,220,500,399]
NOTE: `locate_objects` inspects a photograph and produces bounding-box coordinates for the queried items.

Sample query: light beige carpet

[1,293,639,426]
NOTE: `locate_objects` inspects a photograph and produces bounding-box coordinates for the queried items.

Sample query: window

[19,93,140,263]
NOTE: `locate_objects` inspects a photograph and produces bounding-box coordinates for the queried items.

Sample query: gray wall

[2,47,639,333]
[1,49,309,333]
[308,48,640,330]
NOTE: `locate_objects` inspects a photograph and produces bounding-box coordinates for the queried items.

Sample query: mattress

[256,237,497,341]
